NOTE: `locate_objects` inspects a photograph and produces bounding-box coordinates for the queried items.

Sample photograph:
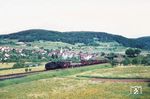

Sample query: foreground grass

[0,65,150,99]
[0,64,110,87]
[77,66,150,79]
[0,76,149,99]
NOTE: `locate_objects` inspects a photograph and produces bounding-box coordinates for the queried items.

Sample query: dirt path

[91,78,150,82]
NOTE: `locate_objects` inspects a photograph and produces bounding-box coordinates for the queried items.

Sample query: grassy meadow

[0,63,46,75]
[0,77,149,99]
[76,66,150,79]
[0,64,150,99]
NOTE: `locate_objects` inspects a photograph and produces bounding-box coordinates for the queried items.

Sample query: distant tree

[107,53,116,60]
[132,57,141,65]
[25,68,28,72]
[125,48,141,57]
[148,83,150,87]
[29,68,32,72]
[101,52,105,56]
[134,49,141,56]
[132,58,138,65]
[141,54,150,65]
[141,57,147,65]
[122,57,131,66]
[125,49,135,57]
[51,54,58,59]
[51,56,63,62]
[110,60,117,67]
[13,62,25,68]
[40,47,44,49]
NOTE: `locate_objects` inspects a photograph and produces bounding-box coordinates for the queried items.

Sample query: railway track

[1,70,150,83]
[1,63,149,82]
[0,63,108,81]
[0,70,46,81]
[1,70,150,82]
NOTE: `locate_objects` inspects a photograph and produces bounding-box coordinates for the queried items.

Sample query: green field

[0,63,46,75]
[76,66,150,79]
[0,64,150,99]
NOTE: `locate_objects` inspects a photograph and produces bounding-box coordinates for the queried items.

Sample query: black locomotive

[45,59,107,70]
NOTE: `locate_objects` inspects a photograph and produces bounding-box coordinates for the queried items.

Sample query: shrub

[132,58,138,65]
[25,68,28,72]
[29,68,32,72]
[13,62,25,68]
[110,60,117,67]
[148,83,150,87]
[141,55,150,65]
[122,57,131,66]
[125,48,141,57]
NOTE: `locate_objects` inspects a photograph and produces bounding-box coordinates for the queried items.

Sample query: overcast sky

[0,0,150,38]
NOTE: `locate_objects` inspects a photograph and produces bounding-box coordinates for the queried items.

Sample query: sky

[0,0,150,38]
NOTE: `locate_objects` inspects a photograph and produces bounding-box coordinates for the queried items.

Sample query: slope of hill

[0,29,150,50]
[136,36,150,49]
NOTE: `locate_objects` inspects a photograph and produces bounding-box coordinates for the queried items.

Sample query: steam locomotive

[45,59,107,70]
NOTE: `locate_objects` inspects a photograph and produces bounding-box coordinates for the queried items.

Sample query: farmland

[0,64,150,99]
[0,63,45,75]
[76,66,150,79]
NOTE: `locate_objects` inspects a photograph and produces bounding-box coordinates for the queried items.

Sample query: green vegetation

[1,29,150,50]
[13,62,25,68]
[24,68,32,72]
[0,29,150,98]
[0,65,149,99]
[76,66,150,79]
[109,49,150,66]
[0,64,111,87]
[25,68,28,72]
[141,54,150,65]
[122,57,131,65]
[125,48,141,57]
[0,78,149,99]
[0,39,127,65]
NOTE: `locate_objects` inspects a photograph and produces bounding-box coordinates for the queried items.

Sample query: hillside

[0,29,150,50]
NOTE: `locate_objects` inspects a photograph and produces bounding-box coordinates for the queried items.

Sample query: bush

[141,55,150,65]
[148,83,150,87]
[132,58,139,65]
[29,68,32,72]
[122,57,131,66]
[25,68,28,72]
[13,62,25,68]
[110,60,117,67]
[25,68,32,72]
[125,48,141,57]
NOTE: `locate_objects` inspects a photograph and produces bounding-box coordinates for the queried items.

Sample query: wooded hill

[0,29,150,50]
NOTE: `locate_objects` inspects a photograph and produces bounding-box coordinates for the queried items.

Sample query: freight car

[45,59,108,70]
[80,60,107,66]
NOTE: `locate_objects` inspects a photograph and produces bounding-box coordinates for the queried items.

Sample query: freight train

[45,59,107,70]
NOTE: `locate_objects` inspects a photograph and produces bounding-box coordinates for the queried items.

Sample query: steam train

[45,59,107,70]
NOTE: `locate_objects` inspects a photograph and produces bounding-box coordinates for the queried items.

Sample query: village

[0,46,109,63]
